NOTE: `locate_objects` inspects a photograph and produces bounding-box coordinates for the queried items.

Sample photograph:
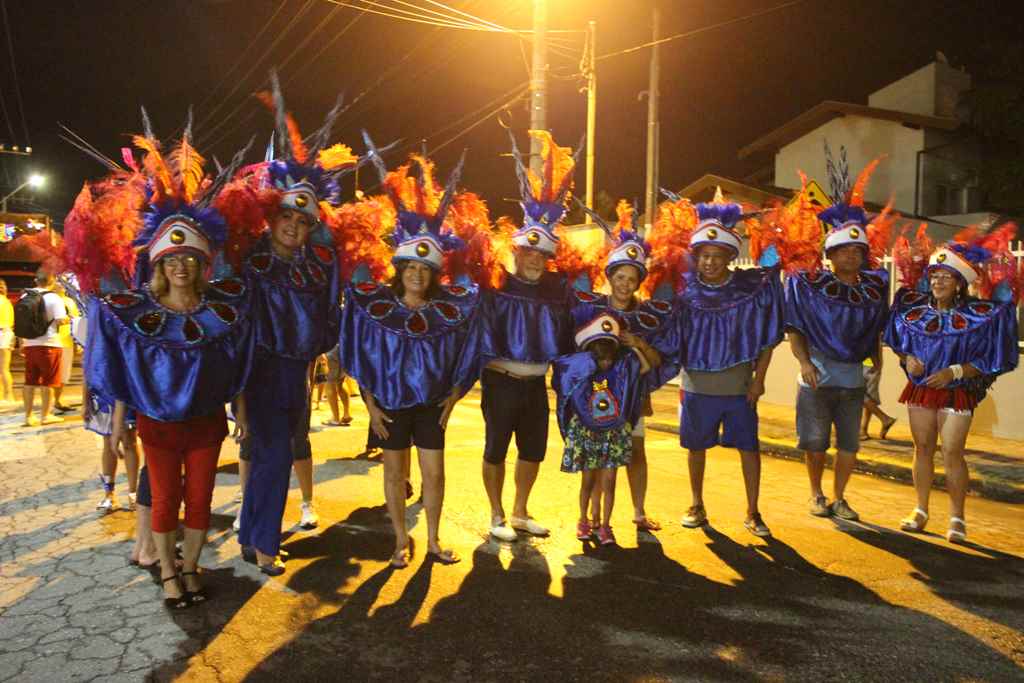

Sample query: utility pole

[529,0,548,177]
[584,20,597,211]
[643,6,660,231]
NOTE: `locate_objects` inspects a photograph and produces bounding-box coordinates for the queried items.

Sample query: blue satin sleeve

[785,270,889,363]
[552,352,598,437]
[884,288,1019,386]
[677,266,784,372]
[340,282,479,411]
[553,351,645,435]
[83,284,255,422]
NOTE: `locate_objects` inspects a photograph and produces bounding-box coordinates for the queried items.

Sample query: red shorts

[24,346,63,387]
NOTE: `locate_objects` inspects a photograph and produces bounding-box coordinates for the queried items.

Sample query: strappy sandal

[390,545,411,569]
[633,516,662,532]
[946,517,967,544]
[161,574,190,610]
[181,570,207,604]
[899,507,929,533]
[426,549,461,565]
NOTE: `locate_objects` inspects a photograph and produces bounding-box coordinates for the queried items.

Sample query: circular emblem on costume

[635,312,659,330]
[170,229,186,245]
[405,310,429,336]
[208,278,246,298]
[368,300,395,320]
[597,399,609,411]
[600,320,613,333]
[106,291,145,309]
[626,246,639,259]
[527,231,541,246]
[432,300,462,324]
[415,242,430,258]
[133,310,166,337]
[849,228,860,239]
[937,253,947,263]
[295,195,309,208]
[183,316,205,344]
[208,302,238,325]
[952,312,968,330]
[706,228,718,239]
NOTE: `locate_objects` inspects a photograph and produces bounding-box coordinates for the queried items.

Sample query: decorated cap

[690,188,743,257]
[574,312,620,350]
[508,129,583,256]
[363,132,465,271]
[928,245,982,284]
[577,198,650,281]
[818,143,881,254]
[895,221,1018,299]
[258,71,360,223]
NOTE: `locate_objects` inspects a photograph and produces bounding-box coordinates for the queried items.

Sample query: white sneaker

[127,492,137,511]
[234,490,243,503]
[510,515,549,537]
[96,495,116,513]
[232,514,241,532]
[489,516,518,542]
[299,502,319,529]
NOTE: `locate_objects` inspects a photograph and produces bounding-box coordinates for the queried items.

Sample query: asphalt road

[1,382,1022,682]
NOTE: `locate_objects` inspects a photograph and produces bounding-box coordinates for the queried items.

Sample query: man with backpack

[15,269,68,426]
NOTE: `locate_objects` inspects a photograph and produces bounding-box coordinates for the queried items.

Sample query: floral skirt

[560,414,633,473]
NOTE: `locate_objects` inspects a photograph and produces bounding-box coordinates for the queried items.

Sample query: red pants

[23,346,62,387]
[138,411,227,533]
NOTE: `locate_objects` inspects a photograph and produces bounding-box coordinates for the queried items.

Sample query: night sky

[1,0,1021,225]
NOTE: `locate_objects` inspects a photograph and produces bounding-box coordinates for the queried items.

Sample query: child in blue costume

[71,118,258,609]
[554,313,656,546]
[236,73,348,575]
[340,138,484,567]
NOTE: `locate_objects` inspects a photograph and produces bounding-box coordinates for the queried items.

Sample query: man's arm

[747,346,774,404]
[787,330,818,389]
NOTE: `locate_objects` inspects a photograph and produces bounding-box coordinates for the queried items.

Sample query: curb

[647,421,1024,505]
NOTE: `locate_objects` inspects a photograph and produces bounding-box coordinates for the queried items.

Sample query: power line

[429,85,529,155]
[420,0,508,32]
[0,0,28,143]
[322,0,487,30]
[597,0,805,61]
[282,7,368,79]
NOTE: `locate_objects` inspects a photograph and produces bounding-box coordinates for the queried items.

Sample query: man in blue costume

[785,151,891,522]
[669,192,783,538]
[237,73,347,574]
[468,130,578,542]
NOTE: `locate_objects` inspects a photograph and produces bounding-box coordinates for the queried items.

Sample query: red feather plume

[643,196,696,297]
[441,192,501,289]
[322,196,395,283]
[213,175,268,272]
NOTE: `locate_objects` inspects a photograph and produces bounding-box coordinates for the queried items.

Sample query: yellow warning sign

[787,179,832,211]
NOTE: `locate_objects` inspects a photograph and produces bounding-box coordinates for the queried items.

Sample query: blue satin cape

[669,266,784,372]
[785,269,890,363]
[84,277,255,422]
[552,350,646,436]
[244,232,340,362]
[884,288,1019,387]
[570,290,681,390]
[453,271,574,389]
[340,281,480,410]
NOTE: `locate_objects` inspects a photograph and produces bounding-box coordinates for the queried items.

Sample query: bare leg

[293,457,314,504]
[22,385,35,422]
[937,410,972,522]
[588,486,600,525]
[238,458,249,495]
[326,382,341,423]
[417,448,449,554]
[804,451,827,498]
[600,468,617,528]
[482,461,505,519]
[131,503,158,565]
[0,349,12,401]
[907,406,939,515]
[53,384,64,407]
[180,527,206,594]
[122,427,140,494]
[511,460,540,519]
[687,449,707,507]
[861,404,872,437]
[626,437,648,521]
[338,382,351,420]
[739,450,761,516]
[153,530,184,601]
[833,449,857,501]
[40,386,53,422]
[383,449,411,559]
[579,471,598,523]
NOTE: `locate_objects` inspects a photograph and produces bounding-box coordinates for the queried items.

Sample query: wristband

[950,364,964,380]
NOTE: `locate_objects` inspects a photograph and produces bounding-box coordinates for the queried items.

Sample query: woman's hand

[438,388,460,430]
[924,367,955,389]
[368,403,392,440]
[905,355,926,377]
[232,403,248,444]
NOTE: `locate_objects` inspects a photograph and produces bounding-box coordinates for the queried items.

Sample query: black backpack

[13,290,51,339]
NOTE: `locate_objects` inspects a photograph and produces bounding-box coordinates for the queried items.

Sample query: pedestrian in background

[0,278,14,404]
[15,269,68,426]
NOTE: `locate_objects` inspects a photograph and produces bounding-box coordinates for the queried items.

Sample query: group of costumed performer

[654,188,784,538]
[64,114,260,609]
[338,136,484,568]
[885,219,1018,542]
[235,74,348,576]
[768,145,893,523]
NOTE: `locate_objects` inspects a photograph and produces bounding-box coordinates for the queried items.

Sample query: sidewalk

[646,385,1024,503]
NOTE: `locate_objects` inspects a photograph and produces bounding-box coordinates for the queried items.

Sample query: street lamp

[1,173,46,212]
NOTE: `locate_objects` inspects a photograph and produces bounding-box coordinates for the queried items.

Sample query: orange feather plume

[643,196,697,297]
[255,90,308,163]
[441,192,502,289]
[322,195,396,283]
[892,223,933,289]
[131,134,173,204]
[317,143,358,172]
[848,156,883,207]
[214,175,267,272]
[167,137,206,203]
[384,155,442,216]
[865,200,897,268]
[760,174,823,275]
[526,130,574,203]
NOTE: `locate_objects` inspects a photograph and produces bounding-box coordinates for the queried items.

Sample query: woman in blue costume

[886,224,1019,543]
[236,73,348,575]
[658,189,784,538]
[776,151,894,522]
[77,120,257,609]
[340,139,478,567]
[554,310,661,546]
[571,200,678,532]
[454,129,583,542]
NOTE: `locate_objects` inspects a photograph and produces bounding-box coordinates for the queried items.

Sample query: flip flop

[633,517,662,532]
[340,416,353,425]
[427,549,461,565]
[390,541,413,568]
[879,418,897,440]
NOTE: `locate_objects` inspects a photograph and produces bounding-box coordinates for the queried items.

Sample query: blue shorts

[679,392,759,452]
